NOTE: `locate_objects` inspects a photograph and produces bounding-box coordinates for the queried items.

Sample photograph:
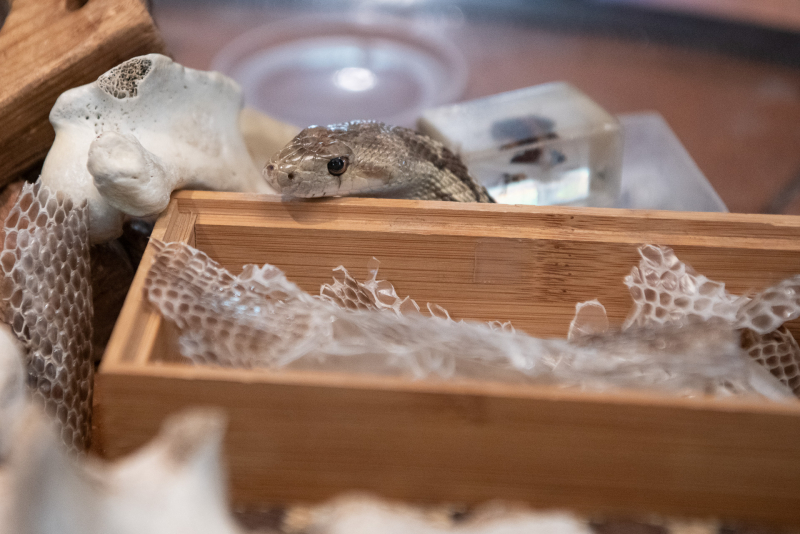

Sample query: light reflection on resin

[333,67,378,92]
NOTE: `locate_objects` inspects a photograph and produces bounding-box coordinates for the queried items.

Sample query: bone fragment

[286,494,592,534]
[0,323,25,461]
[42,54,275,243]
[0,407,244,534]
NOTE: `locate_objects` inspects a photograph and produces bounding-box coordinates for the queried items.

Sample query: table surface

[153,2,800,215]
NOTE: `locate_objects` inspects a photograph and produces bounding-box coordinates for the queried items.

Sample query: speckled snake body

[264,121,495,203]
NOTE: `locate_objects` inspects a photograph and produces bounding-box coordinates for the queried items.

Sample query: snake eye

[327,157,348,176]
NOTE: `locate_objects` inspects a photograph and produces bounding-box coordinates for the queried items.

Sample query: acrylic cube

[418,82,623,207]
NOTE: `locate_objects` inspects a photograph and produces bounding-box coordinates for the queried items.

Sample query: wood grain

[96,192,800,525]
[95,365,800,525]
[0,0,164,182]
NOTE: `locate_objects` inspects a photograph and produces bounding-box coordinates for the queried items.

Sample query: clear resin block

[418,82,623,207]
[615,112,727,212]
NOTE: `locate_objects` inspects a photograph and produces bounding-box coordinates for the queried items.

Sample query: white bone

[99,409,241,534]
[289,494,593,534]
[0,408,244,534]
[2,408,100,534]
[41,54,275,243]
[0,323,25,461]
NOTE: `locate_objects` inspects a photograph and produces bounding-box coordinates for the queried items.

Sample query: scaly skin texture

[264,121,495,202]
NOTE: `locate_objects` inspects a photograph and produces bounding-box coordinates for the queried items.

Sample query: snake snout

[263,163,285,191]
[263,163,301,193]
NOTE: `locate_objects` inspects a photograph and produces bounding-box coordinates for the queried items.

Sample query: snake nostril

[287,172,295,180]
[266,164,275,172]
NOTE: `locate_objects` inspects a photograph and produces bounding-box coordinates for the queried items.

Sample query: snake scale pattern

[265,121,494,203]
[0,181,93,455]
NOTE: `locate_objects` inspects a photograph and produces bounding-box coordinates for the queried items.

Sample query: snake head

[264,125,356,198]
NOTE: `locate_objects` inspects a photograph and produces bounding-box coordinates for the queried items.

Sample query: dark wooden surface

[604,0,800,32]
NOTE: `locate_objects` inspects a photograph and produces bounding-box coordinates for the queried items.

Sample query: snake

[264,121,495,203]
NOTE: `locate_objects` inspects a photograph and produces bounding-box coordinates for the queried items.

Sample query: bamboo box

[95,191,800,525]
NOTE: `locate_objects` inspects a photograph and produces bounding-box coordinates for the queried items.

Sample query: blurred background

[149,0,800,214]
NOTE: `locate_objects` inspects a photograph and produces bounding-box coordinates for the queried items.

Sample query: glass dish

[212,13,468,128]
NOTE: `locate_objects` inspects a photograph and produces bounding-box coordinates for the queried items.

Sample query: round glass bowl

[211,14,468,127]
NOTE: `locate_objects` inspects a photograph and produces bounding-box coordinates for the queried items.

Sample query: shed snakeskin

[0,181,93,454]
[623,245,800,396]
[265,121,495,202]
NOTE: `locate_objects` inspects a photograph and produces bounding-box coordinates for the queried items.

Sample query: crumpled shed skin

[144,241,785,399]
[623,245,800,396]
[624,245,800,335]
[623,245,743,329]
[0,181,93,454]
[741,327,800,396]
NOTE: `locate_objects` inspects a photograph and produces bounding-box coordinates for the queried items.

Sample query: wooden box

[95,191,800,525]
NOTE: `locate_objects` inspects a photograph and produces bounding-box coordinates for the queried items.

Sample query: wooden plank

[0,0,164,182]
[163,209,197,245]
[94,367,800,525]
[172,191,800,246]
